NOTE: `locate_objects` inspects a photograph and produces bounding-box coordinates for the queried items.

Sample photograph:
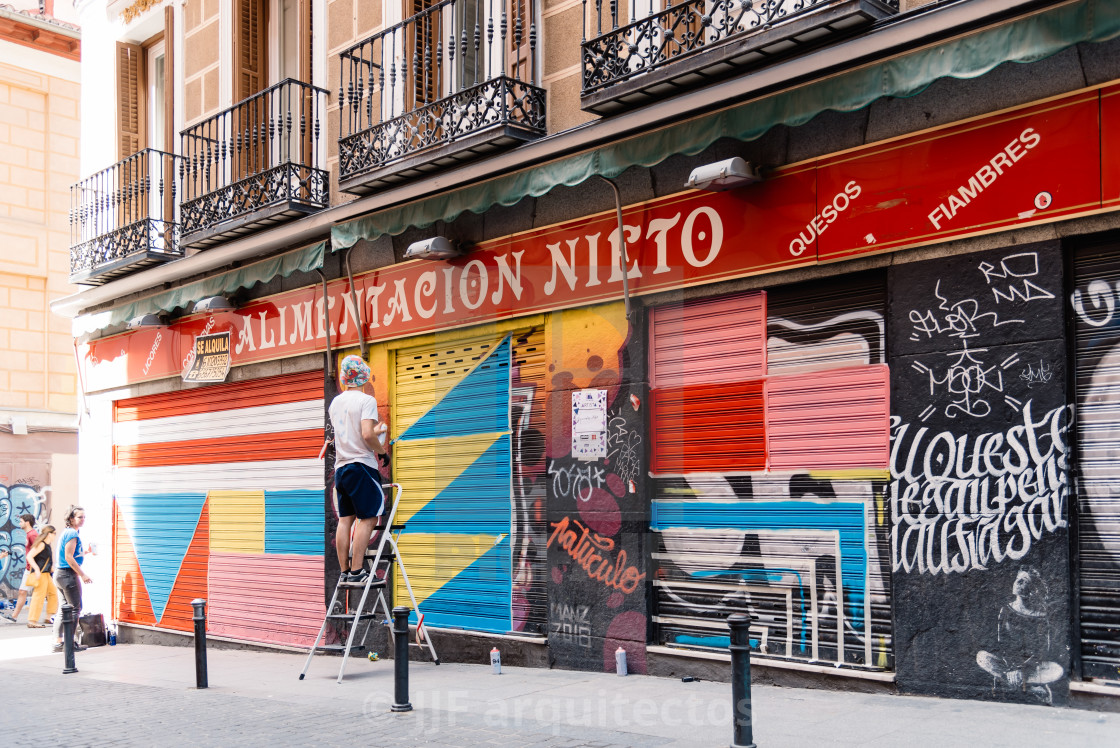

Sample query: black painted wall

[545,311,651,674]
[888,242,1073,704]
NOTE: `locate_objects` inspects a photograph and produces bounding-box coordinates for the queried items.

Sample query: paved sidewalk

[2,621,1118,747]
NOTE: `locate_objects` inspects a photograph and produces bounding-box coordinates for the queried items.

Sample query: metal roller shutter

[1071,244,1120,679]
[112,371,326,646]
[649,273,892,670]
[392,327,548,635]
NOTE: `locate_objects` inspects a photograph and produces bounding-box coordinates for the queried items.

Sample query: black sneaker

[0,613,15,623]
[72,643,88,652]
[52,643,64,653]
[347,569,370,584]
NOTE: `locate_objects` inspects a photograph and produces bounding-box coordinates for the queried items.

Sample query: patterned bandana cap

[340,355,371,387]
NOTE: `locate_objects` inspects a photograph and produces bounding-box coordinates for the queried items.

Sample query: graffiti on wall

[653,472,892,667]
[545,303,649,673]
[0,480,48,597]
[1069,261,1120,679]
[888,241,1071,703]
[649,277,893,669]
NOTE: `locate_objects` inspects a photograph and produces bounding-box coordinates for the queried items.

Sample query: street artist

[329,355,389,584]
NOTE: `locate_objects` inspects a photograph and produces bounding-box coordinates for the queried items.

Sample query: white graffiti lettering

[890,401,1071,576]
[549,463,607,502]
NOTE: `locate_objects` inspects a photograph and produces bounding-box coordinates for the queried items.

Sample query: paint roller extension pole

[192,599,208,689]
[391,606,412,712]
[728,613,757,748]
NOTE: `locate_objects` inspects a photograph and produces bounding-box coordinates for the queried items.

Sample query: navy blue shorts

[335,463,385,519]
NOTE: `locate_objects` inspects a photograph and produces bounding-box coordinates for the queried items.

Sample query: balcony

[69,149,181,286]
[180,79,329,249]
[337,0,547,195]
[581,0,897,114]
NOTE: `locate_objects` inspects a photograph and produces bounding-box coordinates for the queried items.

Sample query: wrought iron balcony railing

[581,0,897,113]
[338,0,546,194]
[69,149,181,285]
[180,78,329,248]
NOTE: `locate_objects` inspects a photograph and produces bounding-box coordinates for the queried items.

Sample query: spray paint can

[615,646,628,676]
[490,647,501,674]
[108,628,117,646]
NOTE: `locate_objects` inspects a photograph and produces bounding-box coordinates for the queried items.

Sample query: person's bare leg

[336,515,356,573]
[11,589,28,618]
[350,516,379,573]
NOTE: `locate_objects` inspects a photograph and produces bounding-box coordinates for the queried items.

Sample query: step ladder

[300,483,439,683]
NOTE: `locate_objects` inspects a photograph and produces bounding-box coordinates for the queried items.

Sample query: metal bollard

[191,599,208,689]
[391,606,412,712]
[61,603,77,674]
[728,613,757,748]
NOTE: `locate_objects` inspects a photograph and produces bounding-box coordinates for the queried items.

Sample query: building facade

[55,0,1120,706]
[0,0,81,600]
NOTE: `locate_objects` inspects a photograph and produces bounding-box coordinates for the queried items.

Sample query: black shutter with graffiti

[1071,239,1120,681]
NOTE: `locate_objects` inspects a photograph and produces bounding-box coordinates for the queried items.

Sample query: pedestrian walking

[329,355,389,583]
[0,514,38,623]
[25,524,58,629]
[53,507,92,652]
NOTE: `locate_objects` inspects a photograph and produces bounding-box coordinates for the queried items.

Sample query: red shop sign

[815,90,1102,262]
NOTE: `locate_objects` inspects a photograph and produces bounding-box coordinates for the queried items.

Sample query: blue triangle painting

[413,535,511,633]
[403,435,512,535]
[398,337,510,442]
[115,492,207,621]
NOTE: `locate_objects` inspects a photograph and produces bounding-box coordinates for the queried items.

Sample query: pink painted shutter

[765,364,890,470]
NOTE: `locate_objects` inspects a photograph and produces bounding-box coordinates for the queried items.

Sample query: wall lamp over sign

[193,295,236,313]
[405,236,460,260]
[125,313,166,330]
[685,157,762,192]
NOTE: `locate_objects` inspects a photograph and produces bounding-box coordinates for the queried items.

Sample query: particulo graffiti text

[547,516,644,594]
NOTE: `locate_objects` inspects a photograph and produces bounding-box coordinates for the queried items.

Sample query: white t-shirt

[329,389,382,469]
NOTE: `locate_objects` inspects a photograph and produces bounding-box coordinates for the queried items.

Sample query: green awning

[332,0,1120,251]
[73,241,326,337]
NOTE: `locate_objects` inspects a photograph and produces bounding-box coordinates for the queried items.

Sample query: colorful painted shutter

[648,272,893,670]
[649,291,768,474]
[112,371,325,645]
[392,333,514,633]
[1071,243,1120,679]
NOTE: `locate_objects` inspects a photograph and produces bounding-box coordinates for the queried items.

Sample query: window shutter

[234,0,267,102]
[163,6,175,152]
[411,0,441,105]
[116,42,145,160]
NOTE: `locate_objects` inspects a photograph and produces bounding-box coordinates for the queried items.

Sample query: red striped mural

[111,371,326,646]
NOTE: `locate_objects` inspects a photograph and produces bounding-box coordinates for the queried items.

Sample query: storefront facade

[58,0,1120,708]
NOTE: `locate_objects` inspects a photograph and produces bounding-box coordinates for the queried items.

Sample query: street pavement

[2,615,1118,747]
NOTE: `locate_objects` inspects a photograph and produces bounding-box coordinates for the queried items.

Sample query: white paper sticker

[572,389,608,460]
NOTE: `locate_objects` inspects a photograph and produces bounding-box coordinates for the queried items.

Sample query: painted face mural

[888,242,1071,704]
[648,274,893,670]
[1069,267,1120,680]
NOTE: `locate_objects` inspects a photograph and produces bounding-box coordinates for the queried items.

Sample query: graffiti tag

[549,463,607,502]
[1019,360,1053,388]
[550,603,592,648]
[547,516,644,595]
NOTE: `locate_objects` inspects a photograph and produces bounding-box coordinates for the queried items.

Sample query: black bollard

[191,599,208,689]
[61,603,77,674]
[727,613,757,748]
[391,606,412,712]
